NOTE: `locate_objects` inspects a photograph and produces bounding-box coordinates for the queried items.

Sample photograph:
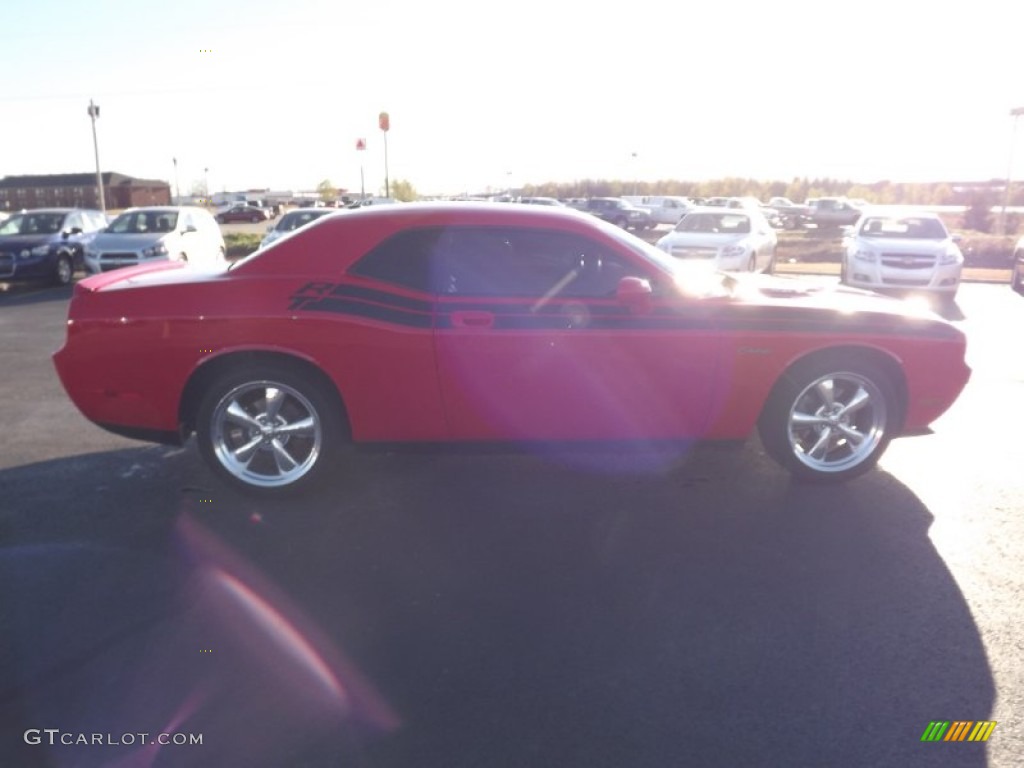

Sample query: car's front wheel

[196,364,346,495]
[757,355,899,482]
[53,253,74,286]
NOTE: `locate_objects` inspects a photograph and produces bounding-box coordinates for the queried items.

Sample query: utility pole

[999,106,1024,236]
[87,99,105,212]
[172,157,180,203]
[379,112,390,198]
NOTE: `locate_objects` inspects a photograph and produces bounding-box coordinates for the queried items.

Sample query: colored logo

[921,721,996,742]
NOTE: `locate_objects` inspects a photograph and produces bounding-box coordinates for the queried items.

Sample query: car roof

[682,206,753,216]
[119,206,206,213]
[232,202,612,276]
[13,207,93,214]
[858,207,942,219]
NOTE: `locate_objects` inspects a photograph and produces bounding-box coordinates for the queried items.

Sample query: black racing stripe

[300,296,432,328]
[298,291,958,340]
[437,300,630,316]
[328,284,433,312]
[434,314,711,331]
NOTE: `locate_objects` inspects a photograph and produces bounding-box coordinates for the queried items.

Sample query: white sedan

[839,211,963,298]
[655,207,777,273]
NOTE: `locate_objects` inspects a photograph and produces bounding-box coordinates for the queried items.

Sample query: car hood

[0,234,57,249]
[718,272,946,319]
[854,237,951,253]
[660,232,746,247]
[89,232,172,250]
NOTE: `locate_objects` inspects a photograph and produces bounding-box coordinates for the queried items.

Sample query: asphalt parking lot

[0,278,1021,767]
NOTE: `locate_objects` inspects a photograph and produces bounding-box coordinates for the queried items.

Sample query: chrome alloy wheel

[786,371,887,474]
[210,380,322,488]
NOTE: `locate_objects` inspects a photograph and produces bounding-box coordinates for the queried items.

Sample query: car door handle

[451,311,494,329]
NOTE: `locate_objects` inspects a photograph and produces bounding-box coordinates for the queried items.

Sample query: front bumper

[845,257,963,294]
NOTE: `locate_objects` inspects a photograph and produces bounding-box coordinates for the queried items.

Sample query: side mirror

[616,276,653,313]
[183,225,198,234]
[62,227,84,239]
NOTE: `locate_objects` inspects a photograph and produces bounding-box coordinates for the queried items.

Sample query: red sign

[378,112,390,132]
[355,138,367,151]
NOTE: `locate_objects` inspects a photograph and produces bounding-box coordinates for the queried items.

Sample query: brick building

[0,172,171,211]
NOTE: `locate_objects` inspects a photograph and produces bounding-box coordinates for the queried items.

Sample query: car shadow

[0,281,74,307]
[0,442,994,767]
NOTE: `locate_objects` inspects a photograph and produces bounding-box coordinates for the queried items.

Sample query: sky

[1,0,1022,197]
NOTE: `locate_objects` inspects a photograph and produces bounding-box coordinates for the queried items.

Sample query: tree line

[518,177,1024,208]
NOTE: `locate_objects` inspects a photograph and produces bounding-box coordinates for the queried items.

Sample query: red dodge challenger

[53,203,970,494]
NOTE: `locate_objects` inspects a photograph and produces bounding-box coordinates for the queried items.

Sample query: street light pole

[631,152,638,196]
[172,157,180,204]
[87,99,105,212]
[999,106,1024,236]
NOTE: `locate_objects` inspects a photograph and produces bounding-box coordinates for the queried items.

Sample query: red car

[216,204,270,223]
[53,203,970,495]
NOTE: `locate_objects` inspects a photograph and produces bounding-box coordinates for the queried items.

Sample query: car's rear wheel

[196,364,345,495]
[53,253,73,286]
[757,355,898,482]
[1012,264,1024,293]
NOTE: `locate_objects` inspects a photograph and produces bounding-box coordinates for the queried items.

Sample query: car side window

[64,212,84,232]
[349,228,438,293]
[435,227,634,299]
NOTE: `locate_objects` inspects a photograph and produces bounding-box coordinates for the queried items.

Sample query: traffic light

[379,112,390,132]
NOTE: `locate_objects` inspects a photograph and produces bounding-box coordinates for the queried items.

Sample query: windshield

[859,216,948,239]
[108,210,178,234]
[279,210,331,231]
[675,212,751,234]
[0,212,66,236]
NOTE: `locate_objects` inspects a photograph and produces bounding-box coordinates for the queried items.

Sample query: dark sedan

[216,205,271,224]
[0,208,107,285]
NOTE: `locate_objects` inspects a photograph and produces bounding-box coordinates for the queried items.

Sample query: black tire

[757,353,899,483]
[765,250,776,275]
[195,363,346,496]
[216,216,226,224]
[53,253,73,286]
[1012,267,1024,294]
[250,214,260,223]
